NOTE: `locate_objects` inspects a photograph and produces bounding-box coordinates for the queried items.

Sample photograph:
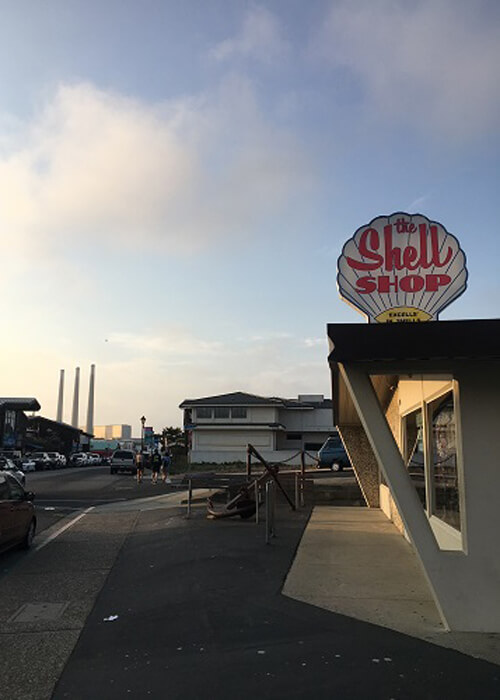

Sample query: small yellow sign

[374,307,433,323]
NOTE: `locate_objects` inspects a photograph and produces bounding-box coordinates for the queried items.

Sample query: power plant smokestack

[56,369,65,422]
[86,364,96,435]
[71,367,80,428]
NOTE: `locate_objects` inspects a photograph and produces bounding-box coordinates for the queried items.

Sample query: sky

[1,0,499,435]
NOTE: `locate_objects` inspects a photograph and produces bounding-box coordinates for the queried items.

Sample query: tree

[162,426,184,445]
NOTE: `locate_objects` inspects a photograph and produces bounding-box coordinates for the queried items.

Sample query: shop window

[214,407,230,419]
[231,407,247,419]
[196,407,212,419]
[430,392,460,531]
[404,408,427,510]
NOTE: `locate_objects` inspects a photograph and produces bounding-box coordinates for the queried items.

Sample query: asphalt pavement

[2,467,499,699]
[52,502,499,700]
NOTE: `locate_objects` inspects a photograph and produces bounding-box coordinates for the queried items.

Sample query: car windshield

[114,451,134,458]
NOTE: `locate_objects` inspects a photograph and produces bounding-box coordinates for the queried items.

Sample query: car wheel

[331,462,343,472]
[22,519,36,549]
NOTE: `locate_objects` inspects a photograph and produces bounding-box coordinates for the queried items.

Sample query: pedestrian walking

[135,451,144,484]
[162,449,172,484]
[151,449,161,484]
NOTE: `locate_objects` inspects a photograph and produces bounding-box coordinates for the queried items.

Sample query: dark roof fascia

[327,319,500,364]
[0,398,41,411]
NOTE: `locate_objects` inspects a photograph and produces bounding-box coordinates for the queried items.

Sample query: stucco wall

[338,426,380,507]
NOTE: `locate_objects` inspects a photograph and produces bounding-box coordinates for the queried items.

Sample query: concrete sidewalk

[283,506,500,666]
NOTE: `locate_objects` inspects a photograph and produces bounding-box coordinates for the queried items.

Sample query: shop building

[329,213,500,632]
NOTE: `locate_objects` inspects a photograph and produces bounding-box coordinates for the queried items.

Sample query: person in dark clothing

[151,449,162,484]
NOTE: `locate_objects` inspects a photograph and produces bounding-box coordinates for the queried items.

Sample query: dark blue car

[317,435,350,471]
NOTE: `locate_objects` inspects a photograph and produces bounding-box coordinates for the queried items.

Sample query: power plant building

[92,424,132,440]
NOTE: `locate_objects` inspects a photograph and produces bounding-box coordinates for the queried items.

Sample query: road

[26,465,177,532]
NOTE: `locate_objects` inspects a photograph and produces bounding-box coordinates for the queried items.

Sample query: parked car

[70,452,89,466]
[317,435,351,472]
[0,457,26,486]
[46,452,63,469]
[110,449,136,475]
[30,452,52,471]
[21,458,36,473]
[87,453,102,465]
[0,451,22,467]
[0,471,36,553]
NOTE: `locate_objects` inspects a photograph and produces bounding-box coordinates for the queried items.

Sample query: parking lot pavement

[52,504,500,700]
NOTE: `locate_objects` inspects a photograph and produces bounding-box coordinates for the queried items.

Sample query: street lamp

[140,415,146,452]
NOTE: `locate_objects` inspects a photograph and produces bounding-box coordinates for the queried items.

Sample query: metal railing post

[271,480,276,538]
[255,480,259,524]
[294,471,299,509]
[246,445,252,481]
[187,477,192,518]
[265,480,272,544]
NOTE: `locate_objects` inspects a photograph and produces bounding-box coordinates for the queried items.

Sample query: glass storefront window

[430,391,460,531]
[404,408,426,510]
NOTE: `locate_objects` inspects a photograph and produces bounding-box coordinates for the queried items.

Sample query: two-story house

[179,391,335,465]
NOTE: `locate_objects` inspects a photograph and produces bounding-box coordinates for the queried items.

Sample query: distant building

[88,424,132,440]
[0,397,41,453]
[179,391,335,465]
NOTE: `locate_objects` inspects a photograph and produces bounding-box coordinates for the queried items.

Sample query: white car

[30,452,52,470]
[21,458,36,473]
[0,457,26,485]
[70,452,88,466]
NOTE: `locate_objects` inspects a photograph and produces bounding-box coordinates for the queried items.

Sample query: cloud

[107,329,223,358]
[0,325,331,428]
[211,5,290,64]
[0,78,313,259]
[314,0,500,138]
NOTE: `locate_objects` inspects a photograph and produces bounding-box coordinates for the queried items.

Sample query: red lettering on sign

[346,223,454,274]
[355,274,452,295]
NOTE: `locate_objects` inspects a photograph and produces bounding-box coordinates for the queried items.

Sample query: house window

[231,407,247,419]
[286,433,302,441]
[196,407,212,419]
[404,408,426,510]
[214,407,230,419]
[430,391,460,531]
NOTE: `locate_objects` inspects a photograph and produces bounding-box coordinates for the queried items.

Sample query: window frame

[399,379,464,543]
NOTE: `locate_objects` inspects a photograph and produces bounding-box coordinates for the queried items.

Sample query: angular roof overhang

[327,318,500,426]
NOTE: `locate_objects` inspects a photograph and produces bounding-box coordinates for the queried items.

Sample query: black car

[0,471,36,553]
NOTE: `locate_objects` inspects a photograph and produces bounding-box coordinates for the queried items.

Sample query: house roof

[0,397,41,411]
[179,391,280,408]
[179,391,332,410]
[28,415,93,437]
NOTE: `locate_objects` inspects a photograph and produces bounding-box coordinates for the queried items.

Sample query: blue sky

[1,0,499,433]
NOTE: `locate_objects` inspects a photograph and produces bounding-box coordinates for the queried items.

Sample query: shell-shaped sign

[337,213,468,323]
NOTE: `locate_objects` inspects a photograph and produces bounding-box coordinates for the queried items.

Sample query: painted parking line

[33,506,95,552]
